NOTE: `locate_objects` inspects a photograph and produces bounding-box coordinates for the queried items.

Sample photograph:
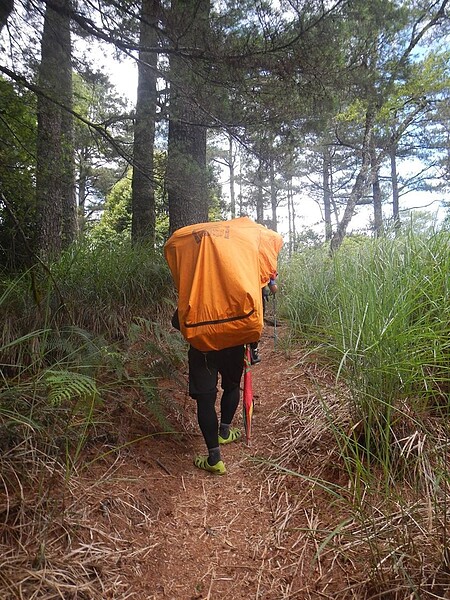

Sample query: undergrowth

[0,239,184,598]
[279,229,450,598]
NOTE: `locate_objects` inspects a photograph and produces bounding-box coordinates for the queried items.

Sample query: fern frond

[43,370,99,406]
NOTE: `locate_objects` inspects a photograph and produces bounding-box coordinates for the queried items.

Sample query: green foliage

[139,380,175,433]
[128,317,187,373]
[52,239,174,337]
[398,209,444,236]
[91,152,170,247]
[0,78,37,271]
[93,170,133,240]
[1,240,175,376]
[0,241,182,472]
[72,71,132,224]
[43,369,99,406]
[280,243,333,338]
[284,230,450,475]
[292,228,323,250]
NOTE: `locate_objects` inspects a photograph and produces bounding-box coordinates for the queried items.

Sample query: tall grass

[54,239,174,328]
[283,231,450,477]
[1,238,181,453]
[1,240,175,370]
[279,231,450,597]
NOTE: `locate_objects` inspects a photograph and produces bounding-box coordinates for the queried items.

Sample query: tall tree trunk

[330,109,374,254]
[330,98,428,251]
[132,0,159,245]
[255,158,264,224]
[61,88,76,245]
[229,135,235,219]
[323,146,332,241]
[238,155,243,216]
[78,153,88,228]
[287,177,295,257]
[35,0,76,260]
[390,145,400,229]
[269,156,277,231]
[370,137,383,236]
[167,0,210,233]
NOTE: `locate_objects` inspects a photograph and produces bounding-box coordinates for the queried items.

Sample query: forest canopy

[0,0,449,268]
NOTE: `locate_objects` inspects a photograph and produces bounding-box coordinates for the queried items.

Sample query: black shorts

[188,344,245,398]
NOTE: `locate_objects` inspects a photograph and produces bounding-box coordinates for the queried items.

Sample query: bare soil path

[4,322,448,598]
[77,323,353,599]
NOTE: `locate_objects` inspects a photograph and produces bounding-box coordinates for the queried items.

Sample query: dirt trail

[4,320,445,598]
[80,323,350,599]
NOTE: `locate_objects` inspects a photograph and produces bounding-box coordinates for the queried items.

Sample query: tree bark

[35,0,76,260]
[390,145,400,229]
[167,0,210,233]
[332,98,428,249]
[287,177,295,256]
[370,137,383,236]
[78,151,88,227]
[238,155,243,216]
[269,156,277,231]
[0,0,13,32]
[229,135,235,219]
[255,158,264,224]
[132,0,159,245]
[323,146,332,241]
[329,108,374,254]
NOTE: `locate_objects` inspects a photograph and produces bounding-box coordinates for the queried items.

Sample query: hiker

[164,217,283,475]
[171,271,279,470]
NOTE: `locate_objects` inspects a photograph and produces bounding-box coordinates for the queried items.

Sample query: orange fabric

[164,217,283,351]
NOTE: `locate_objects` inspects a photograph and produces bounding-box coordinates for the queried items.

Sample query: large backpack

[164,217,283,352]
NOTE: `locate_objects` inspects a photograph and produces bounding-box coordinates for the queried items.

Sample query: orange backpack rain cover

[164,217,283,352]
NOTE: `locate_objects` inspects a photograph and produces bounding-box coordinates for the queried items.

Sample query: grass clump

[283,230,449,476]
[1,238,182,460]
[279,229,450,597]
[1,240,175,370]
[272,313,450,599]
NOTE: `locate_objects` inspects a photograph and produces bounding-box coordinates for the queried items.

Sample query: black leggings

[196,387,240,450]
[189,345,244,450]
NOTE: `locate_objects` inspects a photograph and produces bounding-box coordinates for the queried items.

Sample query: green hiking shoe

[218,427,242,445]
[194,455,227,475]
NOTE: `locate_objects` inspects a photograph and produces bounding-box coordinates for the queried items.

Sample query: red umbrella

[243,345,254,445]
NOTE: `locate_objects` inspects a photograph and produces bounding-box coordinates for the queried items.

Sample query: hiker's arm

[268,272,278,295]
